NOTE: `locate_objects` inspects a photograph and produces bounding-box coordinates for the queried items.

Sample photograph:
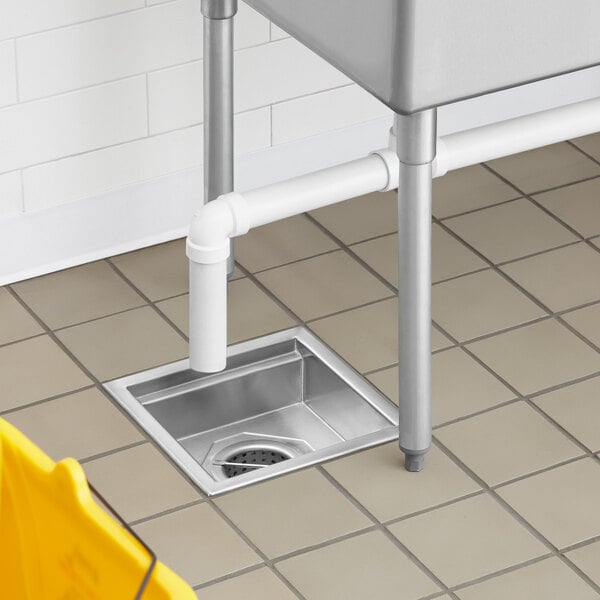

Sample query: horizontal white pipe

[435,96,600,176]
[188,96,600,372]
[243,154,389,229]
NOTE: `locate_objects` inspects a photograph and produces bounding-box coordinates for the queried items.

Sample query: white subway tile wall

[0,0,389,218]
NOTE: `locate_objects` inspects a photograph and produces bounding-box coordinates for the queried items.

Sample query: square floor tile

[199,567,297,600]
[309,190,397,244]
[310,298,452,374]
[56,306,188,381]
[12,261,145,329]
[111,239,188,301]
[0,287,43,345]
[277,530,439,600]
[502,243,600,312]
[433,347,516,425]
[467,319,600,395]
[436,403,583,486]
[0,335,90,411]
[388,494,547,587]
[324,443,479,522]
[134,503,260,587]
[351,226,487,287]
[572,132,600,162]
[4,388,143,461]
[456,557,598,600]
[256,251,392,321]
[563,303,600,348]
[367,348,515,427]
[215,469,371,558]
[83,443,201,523]
[534,178,600,238]
[567,540,600,587]
[534,376,600,452]
[433,164,519,219]
[498,459,600,549]
[156,278,297,343]
[235,214,338,272]
[487,142,600,194]
[445,199,576,264]
[433,270,545,341]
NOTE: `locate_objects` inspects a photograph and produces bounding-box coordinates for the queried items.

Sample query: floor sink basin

[245,0,600,113]
[105,328,398,495]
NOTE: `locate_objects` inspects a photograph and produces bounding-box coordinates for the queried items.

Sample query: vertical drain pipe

[201,0,237,275]
[395,109,437,472]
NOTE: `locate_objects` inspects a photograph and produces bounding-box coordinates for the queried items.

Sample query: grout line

[250,247,342,276]
[18,168,25,213]
[235,262,303,326]
[128,497,207,527]
[315,466,461,599]
[3,5,152,44]
[105,258,191,342]
[567,138,600,169]
[0,330,46,350]
[432,217,600,355]
[437,195,524,222]
[144,73,151,136]
[4,285,156,443]
[303,294,397,325]
[486,239,581,268]
[12,38,20,103]
[304,212,398,295]
[431,438,600,597]
[79,440,149,465]
[192,563,271,593]
[204,500,307,599]
[0,383,97,416]
[50,303,149,333]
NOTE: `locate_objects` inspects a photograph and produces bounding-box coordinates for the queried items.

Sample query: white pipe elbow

[186,192,249,265]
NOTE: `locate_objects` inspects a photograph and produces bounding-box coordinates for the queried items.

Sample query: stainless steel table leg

[202,0,237,276]
[395,109,437,472]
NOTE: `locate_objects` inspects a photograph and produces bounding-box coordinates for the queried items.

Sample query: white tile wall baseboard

[0,117,392,286]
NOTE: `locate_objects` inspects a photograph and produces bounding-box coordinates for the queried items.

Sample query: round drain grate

[221,448,290,478]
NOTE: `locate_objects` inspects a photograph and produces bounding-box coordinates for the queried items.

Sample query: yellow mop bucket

[0,418,196,600]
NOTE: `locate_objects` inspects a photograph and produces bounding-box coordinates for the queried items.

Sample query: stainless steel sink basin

[245,0,600,113]
[105,328,398,495]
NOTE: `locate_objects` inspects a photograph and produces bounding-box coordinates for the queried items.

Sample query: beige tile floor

[2,136,600,599]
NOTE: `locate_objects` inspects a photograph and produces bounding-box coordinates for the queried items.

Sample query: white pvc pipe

[435,97,600,176]
[243,154,389,229]
[189,259,228,372]
[188,96,600,373]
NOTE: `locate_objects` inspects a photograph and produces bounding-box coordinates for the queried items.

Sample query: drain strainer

[221,448,291,478]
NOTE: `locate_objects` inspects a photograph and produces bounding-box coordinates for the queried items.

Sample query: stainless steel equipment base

[104,327,398,496]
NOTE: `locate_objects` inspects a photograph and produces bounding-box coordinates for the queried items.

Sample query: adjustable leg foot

[403,451,427,473]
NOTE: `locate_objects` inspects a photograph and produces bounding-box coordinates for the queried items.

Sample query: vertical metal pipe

[202,0,237,274]
[395,109,437,472]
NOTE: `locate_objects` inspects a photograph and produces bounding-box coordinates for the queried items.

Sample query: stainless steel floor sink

[105,327,398,495]
[245,0,600,114]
